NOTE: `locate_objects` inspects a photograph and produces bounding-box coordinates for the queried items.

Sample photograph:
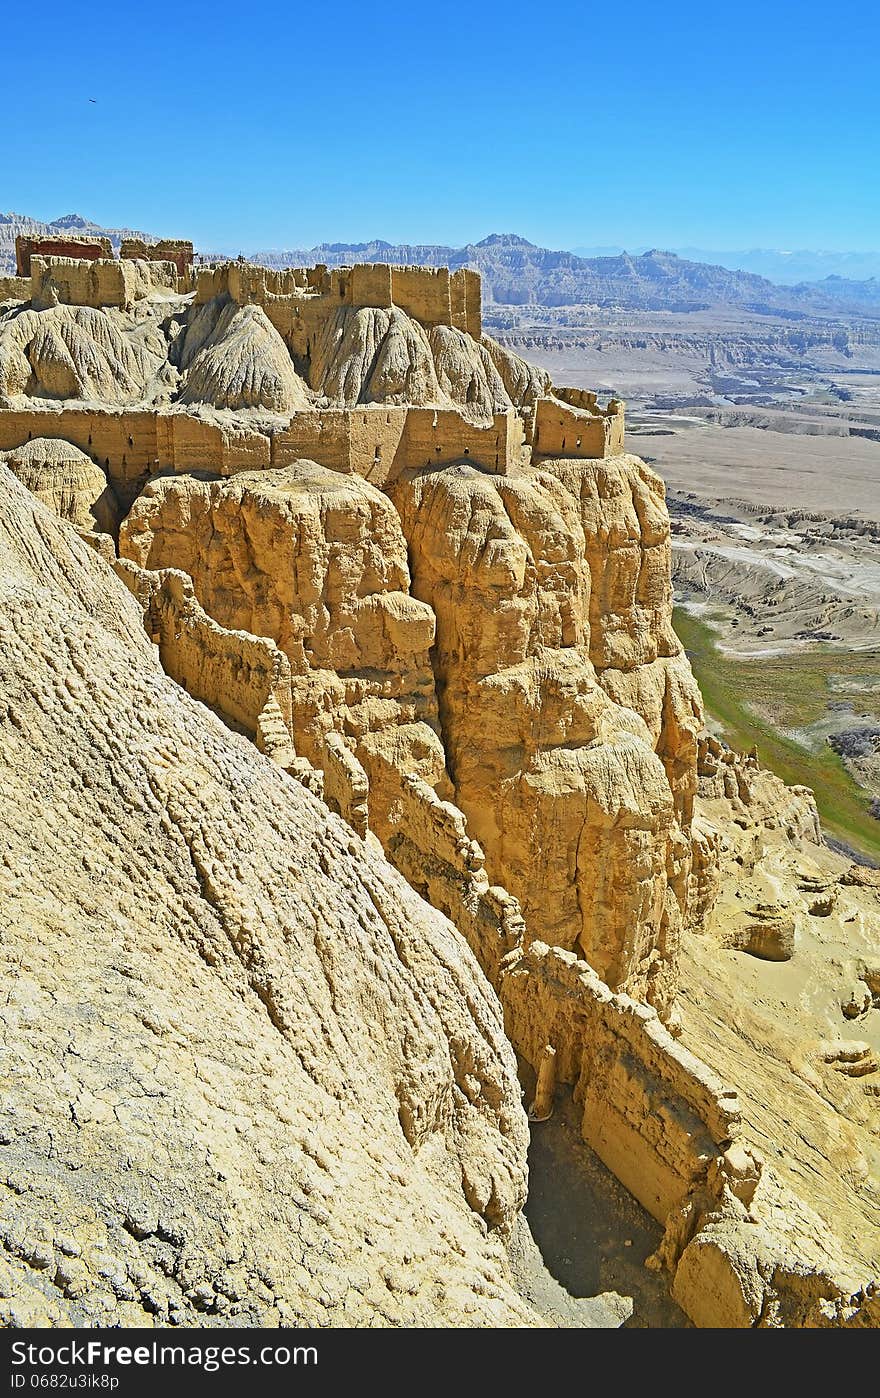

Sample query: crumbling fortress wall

[0,403,528,503]
[28,254,180,311]
[0,274,29,301]
[15,232,111,276]
[120,237,194,276]
[0,251,618,488]
[195,258,482,340]
[533,391,626,459]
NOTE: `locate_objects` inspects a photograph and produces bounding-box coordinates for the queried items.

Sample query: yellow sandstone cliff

[1,252,878,1328]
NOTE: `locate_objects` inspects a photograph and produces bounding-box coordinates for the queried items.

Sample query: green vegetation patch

[673,606,880,863]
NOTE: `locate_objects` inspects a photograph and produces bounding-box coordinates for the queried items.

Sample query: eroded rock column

[389,459,694,1017]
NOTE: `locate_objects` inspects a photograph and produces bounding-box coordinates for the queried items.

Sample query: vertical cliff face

[120,448,702,1021]
[537,454,703,826]
[389,456,700,1017]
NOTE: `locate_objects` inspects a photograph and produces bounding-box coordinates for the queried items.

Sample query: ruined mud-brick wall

[194,263,322,305]
[264,407,523,482]
[120,238,194,276]
[196,260,482,341]
[0,407,275,511]
[0,407,165,513]
[532,393,626,459]
[28,256,178,311]
[271,409,373,474]
[0,402,524,508]
[158,412,270,479]
[347,264,482,339]
[452,268,481,342]
[399,408,525,478]
[502,940,741,1220]
[345,408,410,480]
[15,234,111,277]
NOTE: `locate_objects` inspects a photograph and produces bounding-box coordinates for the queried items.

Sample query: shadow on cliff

[521,1087,691,1328]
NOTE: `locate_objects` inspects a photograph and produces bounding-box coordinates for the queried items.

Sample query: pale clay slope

[680,824,880,1278]
[178,300,312,415]
[0,303,170,406]
[0,466,537,1327]
[0,291,548,421]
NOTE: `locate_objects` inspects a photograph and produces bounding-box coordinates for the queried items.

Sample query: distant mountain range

[4,214,879,320]
[245,234,880,319]
[574,247,880,287]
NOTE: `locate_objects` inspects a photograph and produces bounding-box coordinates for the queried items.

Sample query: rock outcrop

[3,252,878,1329]
[389,456,700,1018]
[0,463,536,1327]
[119,451,698,1022]
[0,304,168,405]
[118,462,448,843]
[179,298,312,414]
[2,436,117,532]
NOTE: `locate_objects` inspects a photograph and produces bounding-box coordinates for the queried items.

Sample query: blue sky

[3,0,878,253]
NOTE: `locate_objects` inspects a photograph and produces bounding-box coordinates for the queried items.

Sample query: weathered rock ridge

[388,455,701,1015]
[0,464,536,1327]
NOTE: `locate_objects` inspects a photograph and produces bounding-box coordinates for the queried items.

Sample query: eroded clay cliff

[0,464,536,1327]
[2,252,878,1329]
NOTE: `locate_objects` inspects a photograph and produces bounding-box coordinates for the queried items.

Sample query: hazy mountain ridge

[5,215,880,319]
[245,234,880,318]
[576,246,880,286]
[666,248,880,286]
[811,274,880,307]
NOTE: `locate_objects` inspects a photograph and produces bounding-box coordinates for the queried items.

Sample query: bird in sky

[88,98,96,104]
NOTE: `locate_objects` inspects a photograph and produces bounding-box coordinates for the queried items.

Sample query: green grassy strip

[673,607,880,863]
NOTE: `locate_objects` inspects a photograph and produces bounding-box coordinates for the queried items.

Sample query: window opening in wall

[562,437,566,450]
[576,437,581,449]
[464,447,470,455]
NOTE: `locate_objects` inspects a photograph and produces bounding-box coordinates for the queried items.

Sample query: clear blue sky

[3,0,878,253]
